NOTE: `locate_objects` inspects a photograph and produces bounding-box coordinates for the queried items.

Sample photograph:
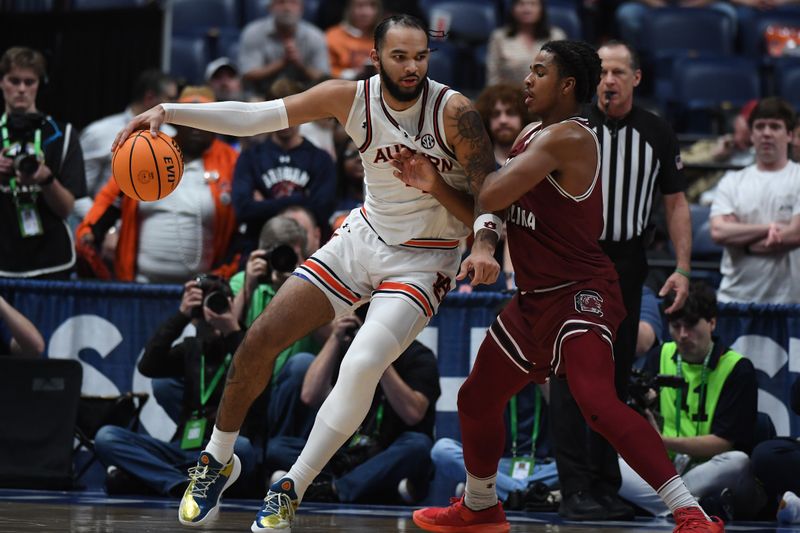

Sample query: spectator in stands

[231,78,336,258]
[77,70,177,218]
[0,295,44,357]
[475,83,532,168]
[268,304,440,505]
[0,46,87,280]
[618,282,763,520]
[710,97,800,304]
[329,138,364,230]
[76,87,239,283]
[238,0,330,95]
[615,0,738,49]
[280,204,323,256]
[553,39,692,521]
[316,0,423,30]
[94,275,259,497]
[326,0,381,80]
[792,122,800,163]
[431,381,558,507]
[751,377,800,525]
[205,57,243,102]
[487,0,567,86]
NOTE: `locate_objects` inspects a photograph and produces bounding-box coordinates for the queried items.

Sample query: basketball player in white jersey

[114,14,501,532]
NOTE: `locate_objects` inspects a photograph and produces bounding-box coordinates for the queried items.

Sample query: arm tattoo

[451,105,495,199]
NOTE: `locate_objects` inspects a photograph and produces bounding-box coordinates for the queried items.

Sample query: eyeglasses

[5,77,38,87]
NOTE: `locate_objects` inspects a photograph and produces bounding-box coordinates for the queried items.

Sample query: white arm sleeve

[161,99,288,137]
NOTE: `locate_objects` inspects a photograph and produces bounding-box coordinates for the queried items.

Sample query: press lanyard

[510,386,541,459]
[199,353,232,407]
[674,344,712,436]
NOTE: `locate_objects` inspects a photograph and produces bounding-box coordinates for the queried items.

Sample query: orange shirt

[326,24,374,79]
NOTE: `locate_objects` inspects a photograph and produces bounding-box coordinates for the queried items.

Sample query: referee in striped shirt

[549,40,692,521]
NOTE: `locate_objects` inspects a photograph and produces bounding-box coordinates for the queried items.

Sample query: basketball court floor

[1,489,799,533]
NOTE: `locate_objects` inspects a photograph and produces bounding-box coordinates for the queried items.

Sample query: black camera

[2,112,46,177]
[191,274,232,319]
[265,243,298,273]
[627,368,687,416]
[256,243,299,284]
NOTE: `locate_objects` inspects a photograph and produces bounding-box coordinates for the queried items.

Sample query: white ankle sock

[204,426,238,464]
[658,476,709,519]
[464,471,498,511]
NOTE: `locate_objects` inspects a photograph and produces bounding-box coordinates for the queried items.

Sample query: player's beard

[379,63,426,103]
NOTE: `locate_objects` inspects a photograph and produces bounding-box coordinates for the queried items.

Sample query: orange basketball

[112,130,184,201]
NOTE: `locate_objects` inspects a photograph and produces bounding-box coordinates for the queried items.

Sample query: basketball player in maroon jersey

[404,41,725,533]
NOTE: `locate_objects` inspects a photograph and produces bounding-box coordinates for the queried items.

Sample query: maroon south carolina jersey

[505,117,618,292]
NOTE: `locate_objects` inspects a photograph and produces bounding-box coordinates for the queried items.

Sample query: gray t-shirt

[710,160,800,304]
[238,16,329,88]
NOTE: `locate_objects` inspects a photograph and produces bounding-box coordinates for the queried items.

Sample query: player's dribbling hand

[659,271,689,314]
[111,105,167,152]
[390,147,441,194]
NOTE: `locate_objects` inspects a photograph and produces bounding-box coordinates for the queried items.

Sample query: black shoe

[303,477,340,503]
[699,488,734,523]
[594,491,636,520]
[558,490,608,520]
[104,466,158,496]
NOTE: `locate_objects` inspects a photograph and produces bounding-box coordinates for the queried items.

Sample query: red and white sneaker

[673,506,725,532]
[413,496,510,533]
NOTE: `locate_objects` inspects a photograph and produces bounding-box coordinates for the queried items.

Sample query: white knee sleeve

[317,298,428,434]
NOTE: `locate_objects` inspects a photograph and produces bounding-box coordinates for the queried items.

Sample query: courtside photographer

[0,46,86,279]
[93,274,262,497]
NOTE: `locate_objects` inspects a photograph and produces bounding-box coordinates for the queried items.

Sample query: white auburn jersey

[343,74,471,246]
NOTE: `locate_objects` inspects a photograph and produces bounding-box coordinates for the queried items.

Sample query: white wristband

[473,214,503,238]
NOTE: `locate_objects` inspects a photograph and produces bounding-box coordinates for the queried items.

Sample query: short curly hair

[540,40,601,104]
[664,281,717,324]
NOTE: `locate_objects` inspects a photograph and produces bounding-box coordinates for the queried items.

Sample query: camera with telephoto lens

[627,368,688,417]
[1,112,46,177]
[191,274,232,319]
[256,243,299,284]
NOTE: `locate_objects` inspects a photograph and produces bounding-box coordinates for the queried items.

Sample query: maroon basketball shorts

[488,278,627,383]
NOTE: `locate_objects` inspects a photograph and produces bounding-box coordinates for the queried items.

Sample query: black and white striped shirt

[587,105,686,242]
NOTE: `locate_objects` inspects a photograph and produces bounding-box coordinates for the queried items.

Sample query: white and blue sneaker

[178,451,241,527]
[778,490,800,525]
[251,477,299,531]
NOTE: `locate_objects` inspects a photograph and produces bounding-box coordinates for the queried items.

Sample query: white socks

[658,476,709,519]
[464,471,499,511]
[204,426,239,464]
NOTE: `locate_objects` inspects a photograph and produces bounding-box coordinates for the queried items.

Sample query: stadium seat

[11,0,53,11]
[426,1,497,44]
[671,56,761,133]
[548,4,582,40]
[642,7,735,58]
[170,35,210,84]
[774,57,800,109]
[171,0,239,36]
[428,40,459,89]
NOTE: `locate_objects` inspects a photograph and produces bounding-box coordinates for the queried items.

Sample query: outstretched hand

[390,147,440,194]
[659,271,689,314]
[111,105,167,152]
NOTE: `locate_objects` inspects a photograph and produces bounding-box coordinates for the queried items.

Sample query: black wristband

[40,173,56,187]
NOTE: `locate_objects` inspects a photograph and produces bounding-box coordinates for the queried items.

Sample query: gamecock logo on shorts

[574,290,604,317]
